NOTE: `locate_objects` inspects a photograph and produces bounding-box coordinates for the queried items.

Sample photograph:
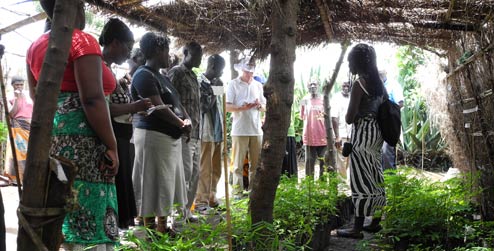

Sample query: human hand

[181,119,192,133]
[14,90,24,98]
[181,119,192,142]
[101,149,119,180]
[242,102,258,111]
[335,137,342,149]
[133,98,153,113]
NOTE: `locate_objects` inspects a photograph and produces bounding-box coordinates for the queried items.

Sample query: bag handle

[357,79,370,96]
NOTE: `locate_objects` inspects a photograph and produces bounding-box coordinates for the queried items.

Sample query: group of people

[20,1,406,249]
[23,0,245,250]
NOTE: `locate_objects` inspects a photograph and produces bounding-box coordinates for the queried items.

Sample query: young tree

[249,0,299,228]
[18,0,78,250]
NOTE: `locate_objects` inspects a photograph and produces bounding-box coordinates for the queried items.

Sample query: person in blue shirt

[379,70,404,170]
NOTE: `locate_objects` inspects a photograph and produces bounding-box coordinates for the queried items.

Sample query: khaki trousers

[195,141,222,205]
[336,137,350,179]
[232,136,262,195]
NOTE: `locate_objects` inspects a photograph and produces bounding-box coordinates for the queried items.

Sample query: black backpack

[357,80,401,146]
[377,98,401,146]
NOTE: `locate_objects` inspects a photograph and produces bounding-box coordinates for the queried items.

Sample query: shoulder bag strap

[357,79,370,96]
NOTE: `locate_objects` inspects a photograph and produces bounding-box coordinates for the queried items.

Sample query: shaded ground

[1,164,449,250]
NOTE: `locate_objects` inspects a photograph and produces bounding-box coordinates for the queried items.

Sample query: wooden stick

[222,93,232,251]
[0,60,22,196]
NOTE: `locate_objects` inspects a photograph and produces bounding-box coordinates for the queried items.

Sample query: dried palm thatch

[84,0,494,57]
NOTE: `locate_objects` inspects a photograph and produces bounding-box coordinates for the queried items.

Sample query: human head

[307,79,319,96]
[11,76,25,91]
[378,70,387,82]
[235,58,256,82]
[127,48,145,75]
[205,54,225,80]
[348,43,384,95]
[140,32,170,69]
[342,81,350,96]
[99,18,134,65]
[183,41,202,68]
[348,43,377,75]
[40,0,85,30]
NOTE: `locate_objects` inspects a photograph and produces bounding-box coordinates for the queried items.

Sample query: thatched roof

[84,0,494,56]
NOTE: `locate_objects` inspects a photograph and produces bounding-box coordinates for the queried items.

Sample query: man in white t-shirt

[226,58,266,199]
[330,81,351,179]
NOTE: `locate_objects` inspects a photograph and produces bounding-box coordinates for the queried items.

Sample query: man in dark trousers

[168,41,203,221]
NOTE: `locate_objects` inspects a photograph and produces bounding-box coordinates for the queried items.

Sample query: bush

[379,167,493,250]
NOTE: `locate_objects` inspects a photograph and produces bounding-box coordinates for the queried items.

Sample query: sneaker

[195,205,216,215]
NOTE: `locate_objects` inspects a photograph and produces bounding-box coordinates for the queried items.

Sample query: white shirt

[226,77,266,136]
[330,92,351,138]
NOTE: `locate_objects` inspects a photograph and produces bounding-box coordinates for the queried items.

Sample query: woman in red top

[26,0,119,250]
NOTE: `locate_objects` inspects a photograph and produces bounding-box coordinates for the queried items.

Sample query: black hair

[99,18,134,46]
[139,32,170,60]
[207,54,225,68]
[183,41,202,55]
[348,43,384,96]
[40,0,55,19]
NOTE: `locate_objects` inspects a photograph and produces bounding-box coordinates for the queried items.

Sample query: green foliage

[117,174,340,250]
[0,122,8,142]
[379,168,494,249]
[272,173,339,247]
[396,46,448,168]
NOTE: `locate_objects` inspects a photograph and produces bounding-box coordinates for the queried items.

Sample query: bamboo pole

[0,62,22,196]
[222,93,232,251]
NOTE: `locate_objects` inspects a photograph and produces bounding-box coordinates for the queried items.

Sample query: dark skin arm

[146,94,192,139]
[109,99,152,117]
[345,79,365,124]
[331,117,341,148]
[74,55,118,175]
[26,62,37,101]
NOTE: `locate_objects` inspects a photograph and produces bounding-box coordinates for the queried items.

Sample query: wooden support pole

[17,0,78,250]
[222,94,232,251]
[250,0,299,229]
[0,63,22,196]
[323,41,349,172]
[0,12,47,36]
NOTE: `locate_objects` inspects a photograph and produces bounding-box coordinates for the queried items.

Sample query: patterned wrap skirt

[52,92,118,245]
[349,115,386,217]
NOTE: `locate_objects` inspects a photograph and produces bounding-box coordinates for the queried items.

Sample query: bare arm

[26,62,37,101]
[74,55,118,170]
[147,94,185,128]
[109,99,152,117]
[345,80,364,124]
[226,102,256,112]
[331,117,339,139]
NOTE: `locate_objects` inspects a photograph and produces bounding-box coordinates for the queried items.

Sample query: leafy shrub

[379,167,493,250]
[117,174,340,250]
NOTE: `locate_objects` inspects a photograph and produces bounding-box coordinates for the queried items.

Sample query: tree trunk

[323,42,349,171]
[250,0,298,229]
[17,1,78,250]
[230,49,239,79]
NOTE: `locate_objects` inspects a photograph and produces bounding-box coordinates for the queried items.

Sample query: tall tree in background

[250,0,299,229]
